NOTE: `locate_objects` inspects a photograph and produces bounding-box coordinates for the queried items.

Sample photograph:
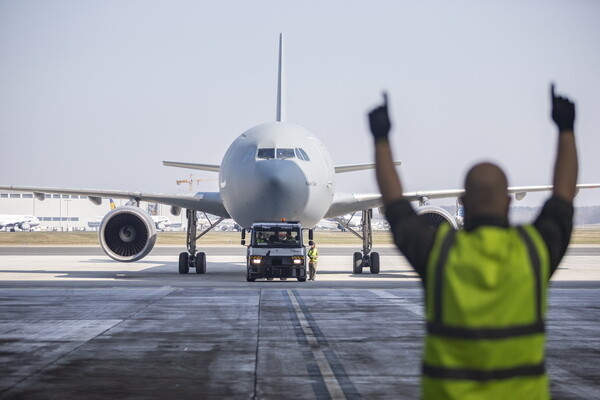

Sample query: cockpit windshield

[296,148,310,161]
[257,148,275,159]
[276,148,295,159]
[256,147,310,161]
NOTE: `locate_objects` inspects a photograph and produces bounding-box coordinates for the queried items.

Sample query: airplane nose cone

[252,160,309,219]
[264,166,288,191]
[255,160,299,195]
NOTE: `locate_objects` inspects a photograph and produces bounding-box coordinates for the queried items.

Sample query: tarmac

[0,245,599,399]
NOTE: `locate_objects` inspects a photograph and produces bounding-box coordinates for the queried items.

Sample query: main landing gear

[178,209,224,275]
[336,209,380,274]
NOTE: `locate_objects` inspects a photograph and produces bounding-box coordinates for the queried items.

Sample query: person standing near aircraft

[308,243,319,281]
[368,85,577,399]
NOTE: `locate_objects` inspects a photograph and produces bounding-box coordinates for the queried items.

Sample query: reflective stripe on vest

[422,223,550,398]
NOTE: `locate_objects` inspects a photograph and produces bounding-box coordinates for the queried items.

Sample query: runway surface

[1,244,600,257]
[1,246,599,399]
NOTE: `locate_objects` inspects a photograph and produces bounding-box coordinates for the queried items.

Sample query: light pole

[65,199,71,231]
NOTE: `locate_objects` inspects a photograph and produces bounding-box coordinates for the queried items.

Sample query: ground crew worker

[307,243,319,281]
[368,84,578,399]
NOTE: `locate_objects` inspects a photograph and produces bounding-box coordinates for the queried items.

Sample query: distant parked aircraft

[0,214,40,232]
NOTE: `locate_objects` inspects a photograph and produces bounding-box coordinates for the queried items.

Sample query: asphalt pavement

[0,247,599,399]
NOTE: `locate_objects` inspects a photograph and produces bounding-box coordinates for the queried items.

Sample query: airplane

[1,34,600,276]
[151,215,172,231]
[0,214,40,232]
[315,219,341,231]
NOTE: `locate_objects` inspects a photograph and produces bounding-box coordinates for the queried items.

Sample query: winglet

[276,33,286,122]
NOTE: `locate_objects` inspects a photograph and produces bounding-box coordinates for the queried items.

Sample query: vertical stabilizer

[276,33,286,122]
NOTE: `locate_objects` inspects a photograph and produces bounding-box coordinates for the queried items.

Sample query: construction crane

[176,174,217,192]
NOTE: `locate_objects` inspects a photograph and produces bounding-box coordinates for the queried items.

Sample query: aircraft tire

[179,252,189,274]
[370,252,380,274]
[353,252,363,274]
[246,270,255,282]
[298,277,306,282]
[195,252,206,274]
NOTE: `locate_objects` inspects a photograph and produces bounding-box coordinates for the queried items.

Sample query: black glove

[551,83,575,132]
[368,92,391,141]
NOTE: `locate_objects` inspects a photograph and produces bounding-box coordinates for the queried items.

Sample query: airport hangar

[0,191,184,231]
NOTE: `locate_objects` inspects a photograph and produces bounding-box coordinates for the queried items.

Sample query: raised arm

[550,83,578,203]
[368,93,404,206]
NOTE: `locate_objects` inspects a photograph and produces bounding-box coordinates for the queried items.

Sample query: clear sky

[1,0,599,207]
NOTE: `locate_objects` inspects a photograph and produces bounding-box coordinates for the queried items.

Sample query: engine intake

[416,205,459,230]
[99,206,157,262]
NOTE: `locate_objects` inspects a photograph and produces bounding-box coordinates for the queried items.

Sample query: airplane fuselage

[219,122,335,228]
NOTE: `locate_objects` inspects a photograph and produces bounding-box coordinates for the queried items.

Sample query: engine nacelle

[20,223,31,231]
[416,205,459,230]
[99,206,157,262]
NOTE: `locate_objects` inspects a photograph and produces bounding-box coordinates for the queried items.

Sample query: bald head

[463,162,511,218]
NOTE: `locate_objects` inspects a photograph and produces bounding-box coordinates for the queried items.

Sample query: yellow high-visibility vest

[422,223,550,400]
[308,247,318,261]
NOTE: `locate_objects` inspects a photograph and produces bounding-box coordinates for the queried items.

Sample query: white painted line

[369,289,425,317]
[287,289,347,400]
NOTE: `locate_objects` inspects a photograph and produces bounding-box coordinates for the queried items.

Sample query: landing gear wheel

[370,252,380,274]
[246,270,255,282]
[280,277,287,281]
[353,252,363,274]
[178,252,189,274]
[195,252,206,274]
[298,277,306,282]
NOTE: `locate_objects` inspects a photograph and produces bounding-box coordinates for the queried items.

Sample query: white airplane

[315,219,341,231]
[0,214,40,232]
[1,34,599,275]
[151,215,172,231]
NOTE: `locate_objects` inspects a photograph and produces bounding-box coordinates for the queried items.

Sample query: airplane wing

[325,183,600,218]
[324,193,382,218]
[0,186,230,218]
[162,161,220,172]
[334,161,401,174]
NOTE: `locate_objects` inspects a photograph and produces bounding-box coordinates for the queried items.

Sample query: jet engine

[416,206,459,230]
[19,223,31,231]
[99,206,157,262]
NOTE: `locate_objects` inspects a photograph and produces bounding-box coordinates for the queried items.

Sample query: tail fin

[109,198,116,210]
[276,33,286,122]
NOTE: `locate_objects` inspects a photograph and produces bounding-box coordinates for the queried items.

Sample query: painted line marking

[287,289,347,400]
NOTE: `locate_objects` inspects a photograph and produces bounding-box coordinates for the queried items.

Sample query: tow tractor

[243,221,308,282]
